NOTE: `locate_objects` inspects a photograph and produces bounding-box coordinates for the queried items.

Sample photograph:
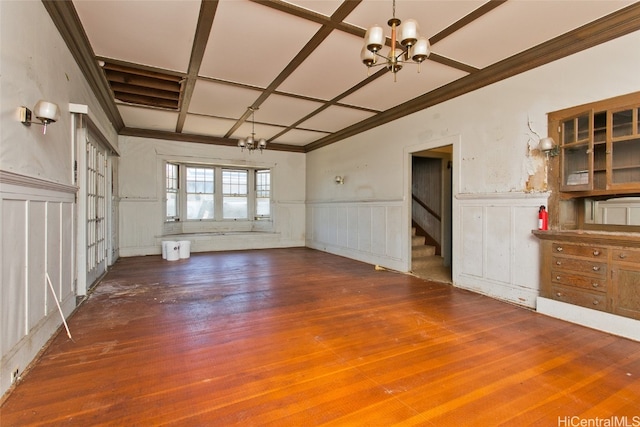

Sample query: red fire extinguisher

[538,205,548,230]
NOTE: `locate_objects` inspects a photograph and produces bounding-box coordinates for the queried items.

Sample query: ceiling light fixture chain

[360,0,431,81]
[238,106,267,153]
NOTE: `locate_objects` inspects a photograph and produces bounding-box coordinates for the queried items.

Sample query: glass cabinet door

[610,107,640,188]
[560,111,593,191]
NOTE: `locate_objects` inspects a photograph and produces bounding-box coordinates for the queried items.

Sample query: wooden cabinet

[536,93,640,329]
[535,231,640,320]
[556,99,640,194]
[611,247,640,320]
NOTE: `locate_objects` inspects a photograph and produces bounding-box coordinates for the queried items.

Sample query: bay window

[165,162,270,223]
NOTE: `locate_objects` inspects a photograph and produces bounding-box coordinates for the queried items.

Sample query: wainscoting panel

[28,201,47,327]
[460,205,484,278]
[2,199,28,352]
[0,172,76,397]
[46,203,62,316]
[307,200,405,271]
[455,193,548,308]
[486,205,512,284]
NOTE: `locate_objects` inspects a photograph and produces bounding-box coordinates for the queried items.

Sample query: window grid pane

[166,163,179,219]
[187,167,214,193]
[166,163,178,191]
[256,170,270,218]
[256,170,270,198]
[223,169,248,219]
[223,169,248,196]
[186,167,215,220]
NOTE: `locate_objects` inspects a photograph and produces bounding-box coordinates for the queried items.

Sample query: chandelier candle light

[238,107,267,152]
[361,0,430,81]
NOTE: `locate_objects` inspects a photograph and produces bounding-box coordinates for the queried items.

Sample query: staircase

[411,227,451,283]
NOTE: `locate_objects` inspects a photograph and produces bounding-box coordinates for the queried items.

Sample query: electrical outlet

[11,368,20,384]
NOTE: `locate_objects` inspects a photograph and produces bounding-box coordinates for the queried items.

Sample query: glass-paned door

[86,138,107,288]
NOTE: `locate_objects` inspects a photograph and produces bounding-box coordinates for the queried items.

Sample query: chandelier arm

[370,50,412,64]
[394,49,407,61]
[367,62,389,69]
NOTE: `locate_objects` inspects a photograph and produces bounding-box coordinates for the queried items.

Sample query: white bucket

[178,240,191,259]
[161,241,168,259]
[165,241,180,261]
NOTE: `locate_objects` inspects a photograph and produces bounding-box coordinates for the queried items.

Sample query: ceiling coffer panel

[52,0,640,153]
[102,61,184,110]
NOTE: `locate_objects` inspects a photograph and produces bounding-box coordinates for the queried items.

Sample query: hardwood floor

[1,248,639,426]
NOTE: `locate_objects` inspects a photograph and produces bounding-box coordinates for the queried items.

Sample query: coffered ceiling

[44,0,640,152]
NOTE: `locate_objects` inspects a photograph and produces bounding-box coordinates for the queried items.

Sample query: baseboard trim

[537,297,640,342]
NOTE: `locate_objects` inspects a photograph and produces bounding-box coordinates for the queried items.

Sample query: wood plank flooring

[1,248,639,426]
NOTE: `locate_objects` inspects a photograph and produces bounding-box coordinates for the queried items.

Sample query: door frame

[403,134,460,277]
[72,113,115,296]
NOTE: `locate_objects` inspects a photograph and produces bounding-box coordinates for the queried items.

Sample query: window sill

[164,219,273,235]
[159,230,278,238]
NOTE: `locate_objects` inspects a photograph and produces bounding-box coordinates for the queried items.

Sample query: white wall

[306,30,640,308]
[118,136,306,256]
[0,1,118,397]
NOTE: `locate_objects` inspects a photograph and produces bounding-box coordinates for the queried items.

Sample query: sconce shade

[34,100,60,123]
[539,137,555,152]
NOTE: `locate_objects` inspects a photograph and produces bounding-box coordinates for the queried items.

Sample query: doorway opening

[411,145,452,283]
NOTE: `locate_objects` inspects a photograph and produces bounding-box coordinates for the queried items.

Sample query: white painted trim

[457,274,539,308]
[75,126,88,296]
[69,104,120,156]
[537,297,640,342]
[0,170,77,196]
[456,192,551,200]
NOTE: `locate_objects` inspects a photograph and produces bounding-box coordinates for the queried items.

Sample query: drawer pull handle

[619,253,627,259]
[593,250,600,256]
[592,266,600,272]
[556,276,561,281]
[556,261,561,265]
[593,300,599,305]
[556,292,563,297]
[592,283,599,288]
[556,247,563,252]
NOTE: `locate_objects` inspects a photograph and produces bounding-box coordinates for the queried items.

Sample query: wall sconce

[335,176,344,185]
[20,100,60,134]
[539,137,559,157]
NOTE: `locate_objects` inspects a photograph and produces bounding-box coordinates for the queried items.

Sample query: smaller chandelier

[360,0,430,81]
[238,107,267,152]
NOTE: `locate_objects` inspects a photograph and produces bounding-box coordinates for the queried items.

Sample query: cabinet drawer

[552,256,607,276]
[612,248,640,264]
[551,286,607,312]
[552,243,607,258]
[551,269,606,292]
